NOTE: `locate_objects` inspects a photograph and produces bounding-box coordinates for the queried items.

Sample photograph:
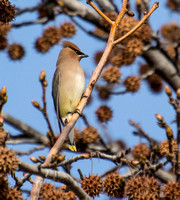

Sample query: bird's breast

[59,62,85,118]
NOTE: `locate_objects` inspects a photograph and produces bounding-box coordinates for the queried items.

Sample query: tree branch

[143,48,180,91]
[57,0,100,26]
[1,112,49,145]
[14,145,45,155]
[19,160,92,200]
[94,0,117,12]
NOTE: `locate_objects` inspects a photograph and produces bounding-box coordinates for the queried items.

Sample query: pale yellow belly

[59,73,85,118]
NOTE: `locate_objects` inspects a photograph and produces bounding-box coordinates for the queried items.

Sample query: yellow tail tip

[68,145,77,152]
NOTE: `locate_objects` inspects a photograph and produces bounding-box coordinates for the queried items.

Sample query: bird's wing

[52,68,62,131]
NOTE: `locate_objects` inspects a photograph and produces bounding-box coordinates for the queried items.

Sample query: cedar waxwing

[52,41,88,151]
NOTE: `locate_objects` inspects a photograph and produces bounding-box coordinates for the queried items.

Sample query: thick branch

[143,48,180,91]
[19,160,92,200]
[94,0,117,12]
[57,0,100,26]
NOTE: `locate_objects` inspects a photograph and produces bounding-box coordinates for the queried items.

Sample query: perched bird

[52,41,88,151]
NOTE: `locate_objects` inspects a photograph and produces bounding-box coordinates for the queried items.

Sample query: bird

[52,41,88,151]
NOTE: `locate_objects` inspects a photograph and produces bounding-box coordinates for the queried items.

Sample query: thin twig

[1,112,49,145]
[7,138,43,144]
[114,2,159,45]
[12,18,49,27]
[41,83,55,139]
[81,114,90,127]
[15,2,47,15]
[87,0,114,25]
[40,150,128,169]
[129,120,159,146]
[99,163,122,178]
[110,90,127,95]
[14,145,45,155]
[15,173,32,189]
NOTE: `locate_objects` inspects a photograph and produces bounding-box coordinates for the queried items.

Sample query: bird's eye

[74,49,83,55]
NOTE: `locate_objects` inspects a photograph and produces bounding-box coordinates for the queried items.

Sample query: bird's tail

[68,126,77,152]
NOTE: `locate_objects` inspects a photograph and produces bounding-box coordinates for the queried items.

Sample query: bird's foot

[82,93,88,98]
[67,109,83,117]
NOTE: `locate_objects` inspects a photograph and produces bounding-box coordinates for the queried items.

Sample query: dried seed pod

[8,43,25,60]
[94,50,104,65]
[81,175,103,197]
[6,187,23,200]
[116,16,138,40]
[35,37,51,53]
[162,181,180,200]
[124,76,141,92]
[161,22,180,43]
[125,175,160,199]
[40,183,56,200]
[0,0,16,23]
[0,176,9,199]
[132,143,150,159]
[104,172,125,198]
[0,36,8,50]
[137,24,152,44]
[60,22,76,38]
[43,26,62,45]
[159,139,178,156]
[97,86,111,100]
[0,147,19,177]
[126,38,144,56]
[0,22,11,36]
[101,65,121,84]
[96,105,113,123]
[56,185,76,200]
[147,73,163,93]
[81,126,99,144]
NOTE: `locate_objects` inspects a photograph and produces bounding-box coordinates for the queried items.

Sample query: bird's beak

[81,54,88,58]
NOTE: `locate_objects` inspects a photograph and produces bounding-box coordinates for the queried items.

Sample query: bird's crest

[62,41,81,52]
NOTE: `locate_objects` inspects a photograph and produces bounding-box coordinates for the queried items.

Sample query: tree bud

[39,155,45,161]
[166,126,173,139]
[29,156,39,163]
[0,86,7,98]
[42,80,48,87]
[155,113,163,121]
[176,88,180,99]
[31,100,40,109]
[57,155,65,162]
[39,70,46,82]
[165,85,172,96]
[0,116,4,126]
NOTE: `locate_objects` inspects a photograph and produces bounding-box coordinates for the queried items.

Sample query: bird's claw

[67,109,83,117]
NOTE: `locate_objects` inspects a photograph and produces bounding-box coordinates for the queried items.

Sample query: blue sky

[1,0,180,199]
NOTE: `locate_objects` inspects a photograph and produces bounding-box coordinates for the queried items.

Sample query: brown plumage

[52,41,88,151]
